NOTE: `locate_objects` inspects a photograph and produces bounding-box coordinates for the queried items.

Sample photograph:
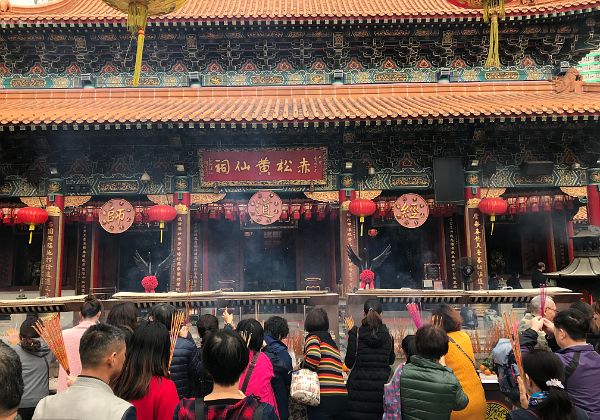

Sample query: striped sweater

[304,332,347,396]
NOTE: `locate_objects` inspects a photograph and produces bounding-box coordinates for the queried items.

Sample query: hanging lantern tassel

[127,2,148,87]
[490,214,497,235]
[483,0,505,68]
[159,221,165,243]
[28,223,35,244]
[359,216,365,236]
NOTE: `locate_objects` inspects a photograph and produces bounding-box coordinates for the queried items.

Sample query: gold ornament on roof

[101,0,189,86]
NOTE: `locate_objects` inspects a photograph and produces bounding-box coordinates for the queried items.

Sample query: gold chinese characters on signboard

[393,193,429,229]
[99,199,134,234]
[248,191,282,225]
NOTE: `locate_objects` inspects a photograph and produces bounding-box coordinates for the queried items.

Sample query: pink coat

[57,320,96,392]
[238,350,279,415]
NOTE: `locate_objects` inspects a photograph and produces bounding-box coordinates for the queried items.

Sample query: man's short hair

[538,262,546,270]
[80,323,126,368]
[264,316,290,341]
[528,295,555,315]
[203,330,249,386]
[554,308,590,341]
[415,325,449,360]
[0,342,23,416]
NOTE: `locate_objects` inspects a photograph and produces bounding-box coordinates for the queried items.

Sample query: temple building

[0,0,599,298]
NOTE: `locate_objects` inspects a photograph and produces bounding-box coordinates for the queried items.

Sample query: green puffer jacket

[399,356,469,420]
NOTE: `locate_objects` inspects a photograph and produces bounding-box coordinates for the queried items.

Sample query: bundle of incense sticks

[502,312,523,375]
[406,303,422,329]
[33,315,70,375]
[540,285,547,319]
[168,311,185,370]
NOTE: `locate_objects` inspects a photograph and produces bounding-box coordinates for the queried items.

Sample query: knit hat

[19,314,40,339]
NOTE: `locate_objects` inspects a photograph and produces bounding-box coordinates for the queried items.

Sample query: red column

[587,183,600,227]
[40,181,65,297]
[545,213,557,272]
[339,189,358,295]
[171,186,191,293]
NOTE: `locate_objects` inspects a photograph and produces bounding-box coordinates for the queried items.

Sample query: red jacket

[238,351,279,416]
[130,376,179,420]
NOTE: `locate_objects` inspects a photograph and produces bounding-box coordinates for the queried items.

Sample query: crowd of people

[2,295,600,420]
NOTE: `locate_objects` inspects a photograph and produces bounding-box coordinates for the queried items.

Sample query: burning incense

[502,312,523,375]
[540,285,547,319]
[168,311,185,370]
[406,303,422,329]
[33,315,70,375]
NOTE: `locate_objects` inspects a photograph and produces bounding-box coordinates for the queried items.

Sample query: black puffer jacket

[170,335,202,398]
[344,324,395,420]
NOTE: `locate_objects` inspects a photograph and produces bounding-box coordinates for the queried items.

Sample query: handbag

[290,355,321,406]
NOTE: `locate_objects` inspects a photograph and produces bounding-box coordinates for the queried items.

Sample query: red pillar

[339,188,357,295]
[463,173,489,290]
[171,177,191,293]
[587,180,600,227]
[545,213,557,272]
[40,180,65,297]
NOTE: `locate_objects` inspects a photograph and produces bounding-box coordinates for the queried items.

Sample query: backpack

[492,338,520,404]
[382,363,404,420]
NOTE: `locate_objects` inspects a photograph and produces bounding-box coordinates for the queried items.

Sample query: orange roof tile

[1,82,599,126]
[1,0,599,25]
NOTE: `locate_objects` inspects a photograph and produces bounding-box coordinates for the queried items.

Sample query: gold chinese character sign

[247,191,282,225]
[393,193,429,229]
[100,199,134,234]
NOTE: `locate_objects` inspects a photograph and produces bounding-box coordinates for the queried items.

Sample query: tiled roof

[1,0,599,25]
[1,82,599,127]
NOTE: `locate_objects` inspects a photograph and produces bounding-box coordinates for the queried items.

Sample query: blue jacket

[170,335,202,399]
[262,333,293,420]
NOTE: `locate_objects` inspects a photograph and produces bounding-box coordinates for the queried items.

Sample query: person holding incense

[112,321,179,420]
[432,304,486,420]
[57,295,102,392]
[11,316,54,420]
[399,324,468,420]
[263,315,293,420]
[344,298,395,420]
[0,341,24,420]
[524,308,600,418]
[518,295,557,351]
[33,324,135,420]
[149,303,202,399]
[508,349,588,420]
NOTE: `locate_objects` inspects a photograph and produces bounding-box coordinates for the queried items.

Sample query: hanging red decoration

[478,197,508,235]
[141,275,158,293]
[147,204,177,243]
[349,198,377,236]
[368,228,378,237]
[17,207,49,244]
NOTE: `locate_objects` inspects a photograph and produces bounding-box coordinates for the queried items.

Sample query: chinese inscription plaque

[393,193,429,228]
[248,191,282,225]
[100,199,134,234]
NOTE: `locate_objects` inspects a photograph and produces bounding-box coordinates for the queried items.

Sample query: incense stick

[406,303,422,329]
[502,311,523,375]
[168,311,185,370]
[33,315,70,375]
[540,285,547,319]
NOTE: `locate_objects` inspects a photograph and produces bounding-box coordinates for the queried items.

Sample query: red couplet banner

[199,148,327,186]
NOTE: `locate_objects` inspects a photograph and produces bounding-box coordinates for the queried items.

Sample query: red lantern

[478,197,508,235]
[368,228,378,237]
[17,207,49,244]
[349,198,377,236]
[280,204,289,221]
[147,204,177,243]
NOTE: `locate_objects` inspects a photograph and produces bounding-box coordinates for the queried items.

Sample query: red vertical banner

[339,206,359,295]
[40,205,64,297]
[465,206,488,290]
[76,223,93,295]
[170,203,190,293]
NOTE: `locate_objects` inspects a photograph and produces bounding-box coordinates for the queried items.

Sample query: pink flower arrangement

[141,275,158,293]
[359,269,375,284]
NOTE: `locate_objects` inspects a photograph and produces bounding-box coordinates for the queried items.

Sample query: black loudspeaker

[434,158,465,204]
[520,161,554,176]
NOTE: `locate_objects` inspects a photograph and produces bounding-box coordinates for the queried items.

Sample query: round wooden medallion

[99,199,134,234]
[393,193,429,229]
[248,191,282,225]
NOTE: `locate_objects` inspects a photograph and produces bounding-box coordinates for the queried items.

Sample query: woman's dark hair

[415,325,449,360]
[19,315,41,353]
[81,295,102,319]
[148,303,176,329]
[112,321,170,401]
[106,302,139,331]
[362,298,383,337]
[401,335,417,363]
[432,304,462,333]
[305,308,329,333]
[197,314,219,345]
[264,316,289,341]
[203,330,249,386]
[522,350,577,420]
[554,308,589,341]
[236,319,264,352]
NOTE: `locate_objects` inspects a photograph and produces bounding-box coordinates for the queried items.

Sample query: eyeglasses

[545,307,557,313]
